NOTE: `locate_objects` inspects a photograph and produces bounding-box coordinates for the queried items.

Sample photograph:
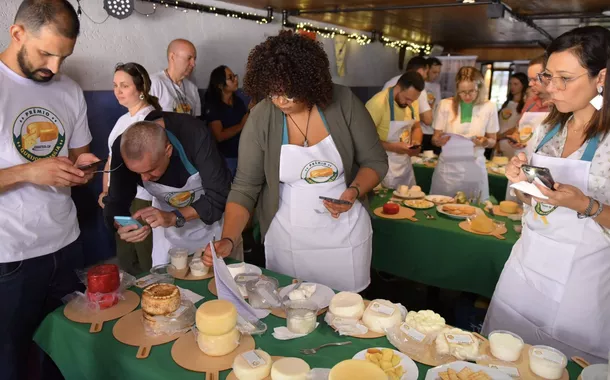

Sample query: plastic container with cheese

[285,300,318,335]
[142,300,196,337]
[169,247,189,270]
[245,276,281,309]
[489,330,524,362]
[529,345,567,379]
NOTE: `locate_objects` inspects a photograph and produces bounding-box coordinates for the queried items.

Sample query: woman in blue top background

[204,65,250,177]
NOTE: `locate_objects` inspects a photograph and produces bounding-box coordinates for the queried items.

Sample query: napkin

[307,368,331,380]
[272,324,320,340]
[510,181,549,199]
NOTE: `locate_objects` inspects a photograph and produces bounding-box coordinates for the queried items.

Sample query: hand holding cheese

[322,187,358,218]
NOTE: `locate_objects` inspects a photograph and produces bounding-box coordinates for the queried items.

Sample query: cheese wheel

[329,359,387,380]
[382,203,399,215]
[435,327,480,361]
[398,185,410,196]
[499,200,519,214]
[492,156,509,165]
[197,327,240,356]
[196,300,237,335]
[404,310,446,334]
[232,350,273,380]
[270,357,310,380]
[141,283,181,315]
[329,292,365,319]
[470,213,494,233]
[361,299,402,333]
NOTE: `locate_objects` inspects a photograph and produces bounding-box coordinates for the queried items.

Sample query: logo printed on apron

[301,160,339,184]
[164,189,196,208]
[500,108,513,120]
[427,91,436,108]
[12,107,66,161]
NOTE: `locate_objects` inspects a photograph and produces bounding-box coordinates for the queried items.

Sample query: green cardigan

[227,84,388,240]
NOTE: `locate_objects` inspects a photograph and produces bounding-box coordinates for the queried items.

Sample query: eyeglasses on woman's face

[227,73,238,82]
[269,95,295,103]
[536,71,588,91]
[457,89,479,97]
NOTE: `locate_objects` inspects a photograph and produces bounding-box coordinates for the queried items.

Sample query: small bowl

[285,300,319,335]
[488,330,524,362]
[168,247,189,270]
[528,345,567,380]
[148,264,175,284]
[245,276,280,309]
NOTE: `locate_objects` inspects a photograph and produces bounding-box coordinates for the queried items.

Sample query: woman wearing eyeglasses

[98,62,161,274]
[202,31,387,292]
[430,67,499,200]
[483,26,610,363]
[204,66,251,177]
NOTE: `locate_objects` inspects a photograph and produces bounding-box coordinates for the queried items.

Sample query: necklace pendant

[303,139,309,147]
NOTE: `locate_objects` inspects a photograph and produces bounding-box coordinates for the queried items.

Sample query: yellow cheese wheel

[196,327,240,357]
[471,213,494,233]
[232,350,273,380]
[270,357,310,380]
[196,300,237,335]
[499,200,519,214]
[329,359,387,380]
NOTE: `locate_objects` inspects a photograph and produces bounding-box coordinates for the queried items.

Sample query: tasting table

[369,192,519,299]
[412,163,509,202]
[34,262,583,380]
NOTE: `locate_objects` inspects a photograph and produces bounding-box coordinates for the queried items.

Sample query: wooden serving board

[112,309,185,359]
[477,341,569,380]
[171,331,255,378]
[64,290,140,333]
[226,356,284,380]
[168,263,214,281]
[492,205,524,218]
[459,221,508,240]
[373,206,418,221]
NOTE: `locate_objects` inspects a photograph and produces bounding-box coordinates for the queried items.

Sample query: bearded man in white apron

[103,112,242,265]
[366,71,425,189]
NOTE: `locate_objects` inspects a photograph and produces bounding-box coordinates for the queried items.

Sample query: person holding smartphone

[483,26,610,363]
[366,71,424,189]
[202,31,388,292]
[430,67,499,200]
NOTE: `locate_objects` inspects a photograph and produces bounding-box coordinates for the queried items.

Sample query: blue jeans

[0,238,85,380]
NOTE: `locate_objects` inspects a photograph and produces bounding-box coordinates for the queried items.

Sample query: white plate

[425,195,455,204]
[393,190,426,199]
[425,361,511,380]
[227,262,262,276]
[279,282,335,309]
[436,204,483,220]
[581,364,608,380]
[353,347,419,380]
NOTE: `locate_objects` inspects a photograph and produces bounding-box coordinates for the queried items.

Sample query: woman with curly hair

[203,31,388,292]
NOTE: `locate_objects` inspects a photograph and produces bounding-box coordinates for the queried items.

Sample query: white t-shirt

[422,82,442,135]
[107,105,154,201]
[383,74,432,126]
[149,70,201,116]
[0,61,92,263]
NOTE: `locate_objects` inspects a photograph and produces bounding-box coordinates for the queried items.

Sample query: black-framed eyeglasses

[269,95,295,102]
[537,71,588,91]
[227,74,238,81]
[457,89,479,97]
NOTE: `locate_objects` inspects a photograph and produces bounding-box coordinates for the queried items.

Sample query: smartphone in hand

[319,196,353,206]
[77,158,108,170]
[521,165,556,190]
[114,216,143,228]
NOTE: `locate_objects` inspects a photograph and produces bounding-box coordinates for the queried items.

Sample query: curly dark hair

[243,30,333,108]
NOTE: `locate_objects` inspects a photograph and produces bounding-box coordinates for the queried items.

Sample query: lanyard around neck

[535,122,600,162]
[388,87,415,122]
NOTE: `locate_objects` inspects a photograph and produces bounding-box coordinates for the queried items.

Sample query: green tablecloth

[34,263,582,379]
[369,193,519,298]
[413,164,508,202]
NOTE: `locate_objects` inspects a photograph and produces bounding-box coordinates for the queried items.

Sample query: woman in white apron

[483,25,610,363]
[381,87,418,188]
[496,73,528,158]
[202,31,388,292]
[430,67,499,200]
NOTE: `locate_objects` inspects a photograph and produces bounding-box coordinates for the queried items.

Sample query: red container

[87,264,120,294]
[86,290,119,310]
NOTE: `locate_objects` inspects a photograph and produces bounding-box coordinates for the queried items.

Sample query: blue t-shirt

[204,96,247,158]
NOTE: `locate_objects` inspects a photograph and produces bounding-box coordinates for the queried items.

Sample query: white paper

[211,242,270,321]
[445,333,474,344]
[177,287,204,304]
[441,134,475,158]
[272,324,320,340]
[371,302,395,316]
[241,350,265,368]
[510,181,549,199]
[400,323,426,342]
[488,364,521,378]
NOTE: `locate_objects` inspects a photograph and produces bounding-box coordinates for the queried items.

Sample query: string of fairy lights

[134,0,432,54]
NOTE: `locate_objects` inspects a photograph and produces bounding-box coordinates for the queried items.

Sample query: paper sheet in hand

[441,134,475,158]
[510,180,549,199]
[211,241,270,321]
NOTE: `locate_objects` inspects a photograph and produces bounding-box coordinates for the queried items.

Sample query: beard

[17,46,54,83]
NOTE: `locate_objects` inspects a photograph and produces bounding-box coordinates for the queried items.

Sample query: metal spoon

[300,341,352,355]
[423,211,436,220]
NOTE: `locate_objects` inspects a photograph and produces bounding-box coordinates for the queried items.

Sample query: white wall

[0,0,404,91]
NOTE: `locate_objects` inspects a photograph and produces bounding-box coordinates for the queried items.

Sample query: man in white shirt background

[150,39,202,117]
[383,56,434,137]
[0,1,98,379]
[424,57,443,153]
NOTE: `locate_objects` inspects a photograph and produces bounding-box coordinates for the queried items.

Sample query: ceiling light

[104,0,133,19]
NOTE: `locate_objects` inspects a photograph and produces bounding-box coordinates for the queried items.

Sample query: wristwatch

[172,210,186,228]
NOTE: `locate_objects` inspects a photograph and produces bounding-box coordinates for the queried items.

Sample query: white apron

[144,130,224,265]
[483,124,610,363]
[497,101,520,158]
[264,110,373,292]
[430,125,489,200]
[381,87,417,189]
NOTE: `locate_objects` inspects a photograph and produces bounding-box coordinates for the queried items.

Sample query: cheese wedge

[329,359,387,380]
[21,133,38,150]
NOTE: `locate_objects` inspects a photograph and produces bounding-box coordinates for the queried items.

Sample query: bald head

[121,121,168,161]
[166,39,197,80]
[15,0,80,39]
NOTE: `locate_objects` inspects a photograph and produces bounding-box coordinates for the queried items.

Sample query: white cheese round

[404,310,446,334]
[196,327,240,357]
[232,349,273,380]
[328,292,364,319]
[529,346,567,380]
[361,299,402,334]
[435,327,480,361]
[189,260,209,277]
[270,357,310,380]
[489,331,524,362]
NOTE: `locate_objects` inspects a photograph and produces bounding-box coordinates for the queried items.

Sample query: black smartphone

[77,158,108,170]
[409,144,422,150]
[319,196,353,206]
[521,164,556,190]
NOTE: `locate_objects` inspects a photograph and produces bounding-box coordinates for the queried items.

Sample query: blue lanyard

[535,123,600,162]
[388,87,415,122]
[165,129,198,175]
